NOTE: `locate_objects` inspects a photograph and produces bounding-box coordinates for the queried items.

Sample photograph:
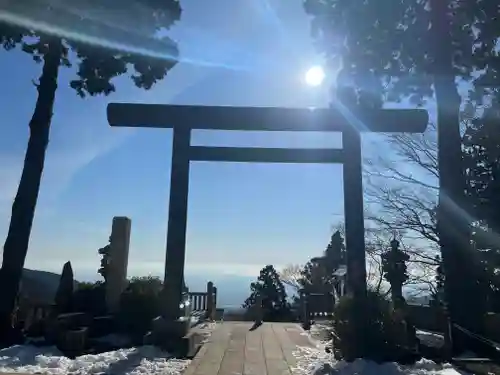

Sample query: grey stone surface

[106,216,131,313]
[184,322,314,375]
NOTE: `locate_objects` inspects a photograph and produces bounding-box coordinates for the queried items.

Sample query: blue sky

[0,0,414,284]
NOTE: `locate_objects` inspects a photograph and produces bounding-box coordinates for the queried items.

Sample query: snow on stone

[295,326,469,375]
[416,330,445,348]
[0,344,190,375]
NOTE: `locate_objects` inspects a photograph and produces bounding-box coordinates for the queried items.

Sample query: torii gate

[107,103,428,322]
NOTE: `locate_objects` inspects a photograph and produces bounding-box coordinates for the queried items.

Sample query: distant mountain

[19,268,63,304]
[19,269,255,308]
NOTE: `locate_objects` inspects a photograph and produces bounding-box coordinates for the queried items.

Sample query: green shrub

[332,289,406,362]
[116,277,163,339]
[72,282,106,316]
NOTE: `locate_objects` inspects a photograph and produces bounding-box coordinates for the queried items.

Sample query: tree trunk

[430,0,486,334]
[0,40,61,343]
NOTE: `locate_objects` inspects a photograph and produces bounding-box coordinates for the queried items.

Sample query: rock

[57,312,90,330]
[89,315,115,338]
[58,327,88,358]
[313,363,336,375]
[44,312,89,345]
[143,331,154,345]
[55,262,74,314]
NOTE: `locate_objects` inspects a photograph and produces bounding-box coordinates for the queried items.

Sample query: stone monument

[106,216,131,313]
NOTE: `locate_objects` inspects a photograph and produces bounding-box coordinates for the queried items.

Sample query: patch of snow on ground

[293,329,469,375]
[305,323,332,343]
[198,321,217,331]
[0,344,190,375]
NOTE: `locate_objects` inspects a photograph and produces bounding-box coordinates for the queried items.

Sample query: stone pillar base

[150,316,195,356]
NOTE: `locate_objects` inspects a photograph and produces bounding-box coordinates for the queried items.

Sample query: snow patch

[294,329,468,375]
[0,345,190,375]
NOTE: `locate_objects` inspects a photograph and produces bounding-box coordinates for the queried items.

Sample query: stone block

[143,331,154,345]
[152,316,189,338]
[180,330,204,358]
[57,312,90,330]
[485,313,500,342]
[150,316,196,356]
[57,327,88,358]
[44,316,60,345]
[89,315,115,338]
[44,312,89,345]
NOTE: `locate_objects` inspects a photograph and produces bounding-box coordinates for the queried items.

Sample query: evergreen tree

[304,0,497,331]
[324,230,346,273]
[293,230,347,308]
[296,261,324,294]
[299,230,346,292]
[463,100,500,311]
[464,101,500,236]
[0,0,181,337]
[243,265,291,321]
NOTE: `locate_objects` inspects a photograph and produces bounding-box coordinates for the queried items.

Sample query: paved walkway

[184,322,315,375]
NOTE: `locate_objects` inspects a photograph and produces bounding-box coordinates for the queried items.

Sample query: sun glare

[304,65,325,86]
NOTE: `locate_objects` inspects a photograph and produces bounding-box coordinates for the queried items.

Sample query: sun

[304,65,325,86]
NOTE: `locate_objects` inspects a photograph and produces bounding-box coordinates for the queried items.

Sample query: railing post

[213,286,217,316]
[206,281,214,320]
[442,304,453,359]
[255,293,263,325]
[187,293,192,312]
[302,292,311,330]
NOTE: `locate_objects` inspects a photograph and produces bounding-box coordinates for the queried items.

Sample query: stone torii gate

[107,103,428,322]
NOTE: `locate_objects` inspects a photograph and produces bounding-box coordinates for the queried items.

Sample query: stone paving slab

[184,322,315,375]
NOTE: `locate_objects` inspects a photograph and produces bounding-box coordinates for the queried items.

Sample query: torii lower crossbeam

[107,103,428,327]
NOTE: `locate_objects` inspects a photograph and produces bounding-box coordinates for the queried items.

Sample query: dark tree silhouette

[295,230,346,297]
[304,0,499,331]
[0,0,182,338]
[54,261,74,314]
[243,265,291,322]
[324,230,346,273]
[72,281,106,316]
[463,98,500,311]
[464,99,500,245]
[118,276,164,338]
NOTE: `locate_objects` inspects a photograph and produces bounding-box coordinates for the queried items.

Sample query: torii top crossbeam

[107,103,429,133]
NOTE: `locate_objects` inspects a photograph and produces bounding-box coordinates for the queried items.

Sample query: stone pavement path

[184,322,315,375]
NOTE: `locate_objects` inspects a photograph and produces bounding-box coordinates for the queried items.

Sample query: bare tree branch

[278,264,303,292]
[363,121,440,252]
